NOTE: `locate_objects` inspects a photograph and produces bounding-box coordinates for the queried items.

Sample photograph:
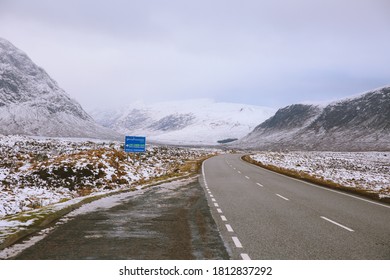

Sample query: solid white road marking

[221,215,227,221]
[245,176,250,179]
[232,237,243,248]
[320,216,354,232]
[226,224,234,232]
[241,253,251,260]
[202,161,207,179]
[256,183,263,187]
[214,203,219,207]
[276,194,289,201]
[217,208,223,213]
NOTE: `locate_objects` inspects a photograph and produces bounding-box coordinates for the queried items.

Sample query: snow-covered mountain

[0,38,120,140]
[90,99,276,145]
[239,86,390,151]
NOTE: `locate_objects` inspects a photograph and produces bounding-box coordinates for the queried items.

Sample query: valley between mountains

[0,37,389,260]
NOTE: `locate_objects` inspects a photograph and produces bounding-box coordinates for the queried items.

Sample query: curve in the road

[201,154,390,260]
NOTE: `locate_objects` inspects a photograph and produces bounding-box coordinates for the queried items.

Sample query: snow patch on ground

[0,227,54,259]
[0,135,218,217]
[250,151,390,198]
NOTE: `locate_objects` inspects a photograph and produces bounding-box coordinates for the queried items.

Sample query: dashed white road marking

[241,253,251,260]
[232,237,243,248]
[276,194,289,201]
[202,158,255,261]
[321,216,354,232]
[226,224,234,232]
[256,183,263,187]
[250,161,390,209]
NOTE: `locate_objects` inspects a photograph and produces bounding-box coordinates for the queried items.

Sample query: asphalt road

[201,154,390,260]
[12,178,228,260]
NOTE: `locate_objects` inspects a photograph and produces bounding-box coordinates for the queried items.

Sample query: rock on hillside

[0,37,120,140]
[240,86,390,151]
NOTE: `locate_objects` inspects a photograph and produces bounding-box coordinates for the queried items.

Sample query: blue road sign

[125,136,146,153]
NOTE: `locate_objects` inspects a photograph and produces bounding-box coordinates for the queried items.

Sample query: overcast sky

[0,0,389,110]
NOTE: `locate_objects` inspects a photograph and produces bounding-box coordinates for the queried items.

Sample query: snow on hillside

[0,135,216,217]
[90,99,276,145]
[250,151,390,198]
[239,86,390,151]
[0,37,119,139]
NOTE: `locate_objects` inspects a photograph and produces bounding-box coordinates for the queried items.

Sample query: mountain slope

[90,99,276,145]
[0,38,120,139]
[240,86,390,151]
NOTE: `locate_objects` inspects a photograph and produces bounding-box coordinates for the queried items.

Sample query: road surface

[6,154,390,260]
[201,154,390,260]
[11,178,228,260]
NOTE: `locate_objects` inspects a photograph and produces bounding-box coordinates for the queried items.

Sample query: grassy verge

[242,155,390,204]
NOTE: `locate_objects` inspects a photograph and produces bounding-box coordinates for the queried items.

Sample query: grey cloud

[0,0,389,109]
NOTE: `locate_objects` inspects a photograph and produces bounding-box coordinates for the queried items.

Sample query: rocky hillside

[0,38,120,140]
[240,87,390,151]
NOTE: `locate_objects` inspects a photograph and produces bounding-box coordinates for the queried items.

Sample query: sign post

[124,136,146,164]
[124,136,146,153]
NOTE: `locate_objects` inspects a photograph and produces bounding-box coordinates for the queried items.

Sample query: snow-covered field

[250,151,390,199]
[0,135,216,217]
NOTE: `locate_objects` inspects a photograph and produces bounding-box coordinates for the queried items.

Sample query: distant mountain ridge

[90,99,276,145]
[239,86,390,151]
[0,38,120,139]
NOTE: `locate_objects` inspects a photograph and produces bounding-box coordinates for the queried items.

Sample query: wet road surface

[14,178,229,259]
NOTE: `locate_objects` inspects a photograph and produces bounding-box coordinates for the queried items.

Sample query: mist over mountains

[90,100,276,145]
[1,37,388,151]
[0,38,119,140]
